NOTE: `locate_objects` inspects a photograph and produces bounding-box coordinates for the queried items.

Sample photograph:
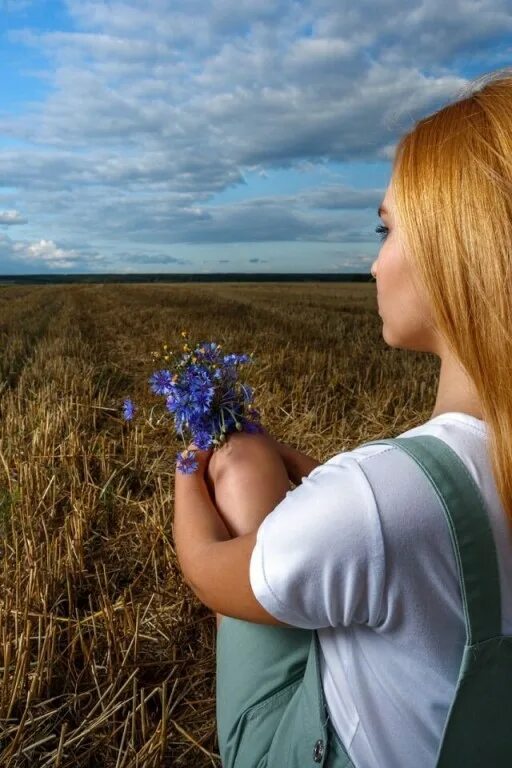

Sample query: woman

[173,68,512,767]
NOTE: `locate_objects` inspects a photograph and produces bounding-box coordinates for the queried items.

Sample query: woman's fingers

[184,442,213,475]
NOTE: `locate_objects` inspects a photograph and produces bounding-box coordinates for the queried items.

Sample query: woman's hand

[180,442,214,479]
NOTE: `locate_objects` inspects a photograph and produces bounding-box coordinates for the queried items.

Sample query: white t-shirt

[249,412,512,768]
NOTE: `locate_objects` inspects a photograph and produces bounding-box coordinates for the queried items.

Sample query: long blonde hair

[392,68,512,528]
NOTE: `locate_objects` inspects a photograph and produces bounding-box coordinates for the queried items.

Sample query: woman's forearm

[277,443,321,486]
[173,461,232,590]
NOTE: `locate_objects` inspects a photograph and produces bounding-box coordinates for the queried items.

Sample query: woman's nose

[370,261,377,279]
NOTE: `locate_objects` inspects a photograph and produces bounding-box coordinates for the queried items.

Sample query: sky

[0,1,511,274]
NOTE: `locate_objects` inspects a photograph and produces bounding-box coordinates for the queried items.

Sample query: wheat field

[0,282,440,767]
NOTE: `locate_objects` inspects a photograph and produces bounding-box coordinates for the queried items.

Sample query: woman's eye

[375,224,389,242]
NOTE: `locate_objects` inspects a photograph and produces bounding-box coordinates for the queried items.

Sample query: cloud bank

[0,0,510,271]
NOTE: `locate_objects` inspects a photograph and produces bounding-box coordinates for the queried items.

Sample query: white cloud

[0,210,27,225]
[16,238,78,267]
[0,231,105,270]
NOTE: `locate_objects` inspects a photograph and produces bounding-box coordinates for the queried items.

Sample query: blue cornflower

[149,369,174,396]
[191,383,215,413]
[176,450,199,474]
[184,369,215,414]
[195,341,223,364]
[185,364,212,387]
[165,392,181,415]
[122,397,136,421]
[167,391,200,424]
[223,352,251,366]
[193,429,214,450]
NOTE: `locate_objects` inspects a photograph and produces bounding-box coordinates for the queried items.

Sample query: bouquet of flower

[122,330,264,474]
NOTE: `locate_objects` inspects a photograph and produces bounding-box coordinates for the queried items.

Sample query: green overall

[216,434,512,767]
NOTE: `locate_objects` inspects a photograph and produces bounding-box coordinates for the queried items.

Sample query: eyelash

[375,224,389,241]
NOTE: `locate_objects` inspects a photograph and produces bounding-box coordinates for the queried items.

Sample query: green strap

[362,435,502,644]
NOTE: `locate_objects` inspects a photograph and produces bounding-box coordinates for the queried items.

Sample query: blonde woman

[174,68,512,767]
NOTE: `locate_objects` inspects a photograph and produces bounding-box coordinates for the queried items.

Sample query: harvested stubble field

[0,282,440,767]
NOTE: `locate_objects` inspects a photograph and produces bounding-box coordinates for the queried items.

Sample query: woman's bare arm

[259,429,321,486]
[276,442,321,486]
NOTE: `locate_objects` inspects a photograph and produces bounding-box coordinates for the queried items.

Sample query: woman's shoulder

[343,412,493,560]
[324,411,488,475]
[312,412,491,550]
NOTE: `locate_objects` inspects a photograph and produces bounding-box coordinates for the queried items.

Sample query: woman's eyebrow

[377,205,388,218]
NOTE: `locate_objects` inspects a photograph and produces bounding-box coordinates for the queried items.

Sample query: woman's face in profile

[371,182,438,354]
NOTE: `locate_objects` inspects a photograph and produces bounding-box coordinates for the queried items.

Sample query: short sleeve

[249,454,386,630]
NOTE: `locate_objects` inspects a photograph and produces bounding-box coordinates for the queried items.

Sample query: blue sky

[0,1,511,274]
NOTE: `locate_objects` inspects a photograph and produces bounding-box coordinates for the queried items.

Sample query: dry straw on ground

[0,282,439,766]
